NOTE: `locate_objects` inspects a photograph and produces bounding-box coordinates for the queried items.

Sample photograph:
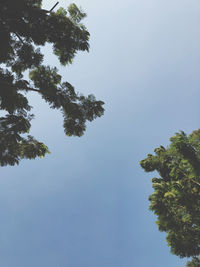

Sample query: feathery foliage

[186,257,200,267]
[140,130,200,265]
[0,0,104,166]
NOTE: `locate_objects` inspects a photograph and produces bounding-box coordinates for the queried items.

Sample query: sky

[1,0,200,266]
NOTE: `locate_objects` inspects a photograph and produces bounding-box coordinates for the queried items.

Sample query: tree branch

[0,81,40,93]
[49,2,59,13]
[14,32,24,44]
[19,87,40,93]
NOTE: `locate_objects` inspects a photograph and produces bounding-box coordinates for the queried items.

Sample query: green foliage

[0,0,104,166]
[140,130,200,262]
[68,4,87,24]
[186,257,200,267]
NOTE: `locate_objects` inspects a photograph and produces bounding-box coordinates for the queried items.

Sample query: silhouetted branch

[0,81,40,93]
[14,32,24,44]
[49,2,59,13]
[19,87,40,93]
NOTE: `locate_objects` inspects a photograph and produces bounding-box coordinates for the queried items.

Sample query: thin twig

[19,87,40,93]
[14,32,24,44]
[49,2,59,13]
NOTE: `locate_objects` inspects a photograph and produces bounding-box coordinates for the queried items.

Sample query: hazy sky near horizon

[1,0,200,266]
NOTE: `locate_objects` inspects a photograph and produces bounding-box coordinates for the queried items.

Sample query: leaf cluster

[0,0,104,166]
[186,257,200,267]
[140,130,200,262]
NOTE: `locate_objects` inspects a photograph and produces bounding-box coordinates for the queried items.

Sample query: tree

[186,257,200,267]
[0,0,104,166]
[140,130,200,265]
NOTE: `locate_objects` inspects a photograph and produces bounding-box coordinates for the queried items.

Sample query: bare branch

[14,32,24,44]
[49,2,59,13]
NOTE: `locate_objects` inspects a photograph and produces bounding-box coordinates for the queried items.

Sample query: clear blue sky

[1,0,200,266]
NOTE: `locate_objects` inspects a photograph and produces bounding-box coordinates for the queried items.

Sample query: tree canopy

[186,257,200,267]
[140,130,200,265]
[0,0,104,166]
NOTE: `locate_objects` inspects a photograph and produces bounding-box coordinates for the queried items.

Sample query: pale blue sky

[1,0,200,266]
